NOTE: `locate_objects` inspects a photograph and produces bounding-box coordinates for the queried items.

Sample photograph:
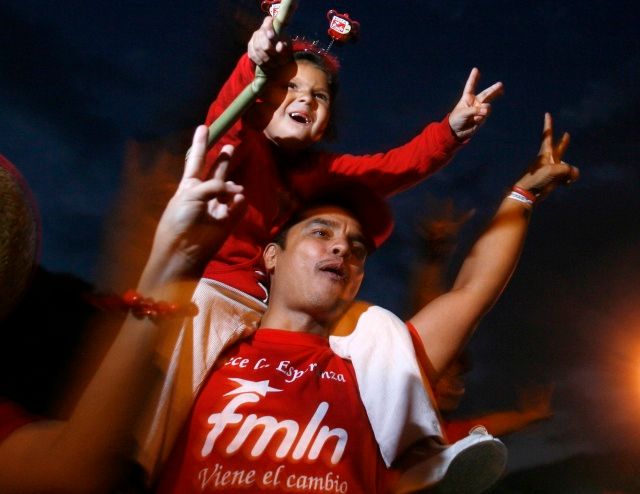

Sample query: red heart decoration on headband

[326,10,360,43]
[261,0,281,17]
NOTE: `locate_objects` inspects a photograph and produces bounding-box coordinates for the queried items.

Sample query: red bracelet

[87,290,197,320]
[511,186,537,203]
[121,290,196,320]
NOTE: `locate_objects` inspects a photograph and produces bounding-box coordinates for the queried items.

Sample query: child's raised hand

[248,16,291,74]
[448,68,504,141]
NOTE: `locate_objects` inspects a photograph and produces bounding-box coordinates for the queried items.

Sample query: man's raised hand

[515,113,579,201]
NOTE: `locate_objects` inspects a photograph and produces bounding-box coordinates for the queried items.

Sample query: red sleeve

[202,53,257,177]
[204,53,256,126]
[0,399,36,444]
[318,115,464,198]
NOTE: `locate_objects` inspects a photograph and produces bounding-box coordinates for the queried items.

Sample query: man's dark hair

[271,182,394,254]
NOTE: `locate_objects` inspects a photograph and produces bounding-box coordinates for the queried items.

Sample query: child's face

[262,60,331,152]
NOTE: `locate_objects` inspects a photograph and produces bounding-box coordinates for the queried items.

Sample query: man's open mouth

[318,260,347,281]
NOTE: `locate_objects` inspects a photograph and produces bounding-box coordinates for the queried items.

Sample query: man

[152,114,578,493]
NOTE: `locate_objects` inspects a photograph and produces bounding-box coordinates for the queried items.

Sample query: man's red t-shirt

[157,329,396,493]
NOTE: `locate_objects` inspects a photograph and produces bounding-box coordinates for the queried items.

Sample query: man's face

[261,60,331,152]
[264,206,367,323]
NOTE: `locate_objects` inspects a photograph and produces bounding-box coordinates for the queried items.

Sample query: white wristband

[507,191,533,208]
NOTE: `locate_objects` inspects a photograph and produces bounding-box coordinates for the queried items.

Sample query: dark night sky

[2,0,639,478]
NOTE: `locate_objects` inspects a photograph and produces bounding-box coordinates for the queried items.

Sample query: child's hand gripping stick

[187,0,297,158]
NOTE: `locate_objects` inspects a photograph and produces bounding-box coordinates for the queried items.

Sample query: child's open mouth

[289,112,311,124]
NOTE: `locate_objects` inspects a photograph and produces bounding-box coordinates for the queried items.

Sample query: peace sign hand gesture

[448,68,504,141]
[515,113,579,202]
[141,126,246,291]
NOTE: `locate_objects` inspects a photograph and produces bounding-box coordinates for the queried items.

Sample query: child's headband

[291,38,340,76]
[260,1,360,75]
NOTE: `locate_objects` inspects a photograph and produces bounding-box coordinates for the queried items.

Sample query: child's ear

[263,243,280,273]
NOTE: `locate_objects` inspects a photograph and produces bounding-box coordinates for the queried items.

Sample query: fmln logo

[201,378,348,464]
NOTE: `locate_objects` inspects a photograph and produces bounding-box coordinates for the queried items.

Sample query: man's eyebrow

[304,217,367,246]
[305,217,338,229]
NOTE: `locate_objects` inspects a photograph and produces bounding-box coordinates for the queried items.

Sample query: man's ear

[263,243,280,273]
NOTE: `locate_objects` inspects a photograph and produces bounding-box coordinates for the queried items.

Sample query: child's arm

[204,56,255,130]
[204,16,291,128]
[306,116,460,198]
[0,128,245,494]
[203,16,291,179]
[408,114,578,383]
[311,71,503,198]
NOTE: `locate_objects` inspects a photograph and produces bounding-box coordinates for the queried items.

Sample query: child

[137,14,504,478]
[200,15,503,302]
